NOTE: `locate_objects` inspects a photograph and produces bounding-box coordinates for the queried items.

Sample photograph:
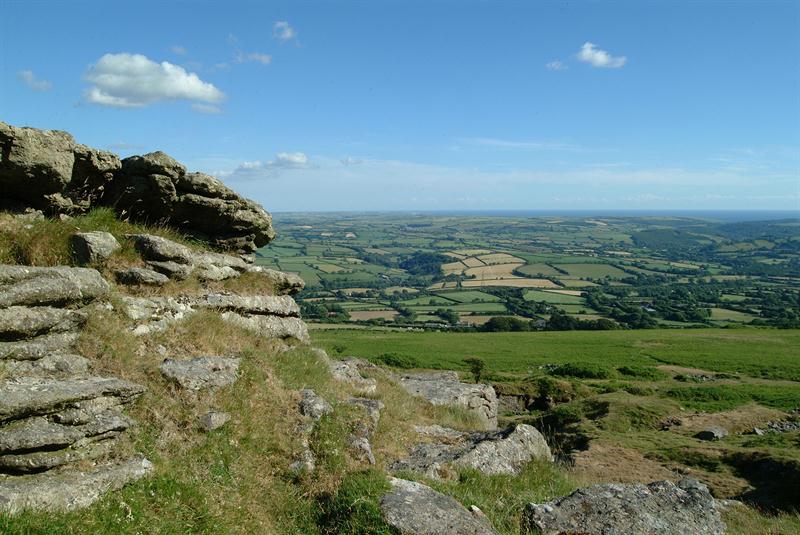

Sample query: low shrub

[550,363,615,379]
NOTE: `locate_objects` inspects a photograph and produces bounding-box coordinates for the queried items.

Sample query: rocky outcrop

[114,267,169,286]
[0,264,150,512]
[392,424,552,479]
[381,477,500,535]
[299,389,333,420]
[521,478,726,535]
[398,372,498,430]
[0,122,275,252]
[108,152,274,252]
[160,356,240,391]
[0,122,120,214]
[316,350,377,394]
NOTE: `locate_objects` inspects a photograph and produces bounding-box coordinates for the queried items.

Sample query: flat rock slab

[114,267,169,286]
[325,355,377,394]
[0,455,152,513]
[393,424,552,479]
[0,306,86,339]
[245,267,304,295]
[160,356,240,390]
[220,312,310,344]
[399,372,498,430]
[198,293,300,317]
[0,265,109,307]
[198,411,230,432]
[521,478,726,535]
[0,377,146,423]
[381,477,499,535]
[0,353,89,378]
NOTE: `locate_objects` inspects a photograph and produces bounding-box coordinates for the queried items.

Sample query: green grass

[523,290,584,304]
[553,263,627,279]
[666,384,800,411]
[434,290,502,303]
[312,329,800,381]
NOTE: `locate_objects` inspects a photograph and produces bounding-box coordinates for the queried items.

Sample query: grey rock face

[0,306,86,340]
[245,266,305,295]
[1,353,89,378]
[323,353,378,394]
[125,234,195,264]
[381,477,500,535]
[71,232,120,264]
[298,389,333,420]
[198,411,231,432]
[0,265,109,307]
[114,267,170,286]
[160,356,240,391]
[393,424,552,479]
[0,122,120,214]
[0,455,153,513]
[521,478,726,535]
[199,293,300,317]
[399,372,498,430]
[696,426,728,441]
[109,153,274,252]
[0,377,145,422]
[0,332,80,361]
[220,312,310,344]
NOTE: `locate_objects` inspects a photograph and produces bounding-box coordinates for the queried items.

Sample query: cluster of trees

[398,252,450,276]
[300,301,349,322]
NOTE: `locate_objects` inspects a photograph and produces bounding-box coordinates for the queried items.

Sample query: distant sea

[275,209,799,223]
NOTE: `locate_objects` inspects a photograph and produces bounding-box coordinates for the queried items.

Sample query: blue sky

[2,0,798,212]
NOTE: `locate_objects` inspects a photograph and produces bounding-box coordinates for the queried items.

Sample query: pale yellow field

[462,257,486,268]
[428,281,459,290]
[462,278,558,288]
[542,289,585,296]
[348,310,398,321]
[442,261,467,275]
[464,263,524,279]
[338,287,372,295]
[315,263,347,273]
[477,253,524,265]
[453,248,492,256]
[443,252,466,259]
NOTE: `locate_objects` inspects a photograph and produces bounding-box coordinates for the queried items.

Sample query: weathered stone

[0,432,118,473]
[348,397,384,437]
[348,435,376,465]
[119,295,195,336]
[220,312,310,344]
[198,411,231,432]
[0,122,120,214]
[0,455,153,513]
[0,332,79,360]
[0,307,86,340]
[0,377,145,423]
[298,389,333,420]
[125,234,194,264]
[413,424,465,441]
[159,356,240,391]
[146,260,195,280]
[1,354,89,378]
[194,265,239,281]
[120,151,186,179]
[71,232,120,264]
[246,266,305,295]
[393,424,552,479]
[323,353,377,394]
[193,251,250,272]
[198,294,300,317]
[381,477,499,535]
[399,372,498,430]
[521,478,726,535]
[0,265,109,307]
[696,426,728,441]
[114,267,169,286]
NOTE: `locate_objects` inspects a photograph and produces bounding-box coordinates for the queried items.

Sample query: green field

[314,328,800,381]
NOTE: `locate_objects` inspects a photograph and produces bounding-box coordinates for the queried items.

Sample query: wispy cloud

[545,60,567,71]
[225,152,311,180]
[18,70,53,91]
[170,45,187,55]
[577,42,626,68]
[461,137,583,151]
[273,21,296,42]
[234,51,272,65]
[191,103,222,114]
[341,156,364,166]
[84,53,225,109]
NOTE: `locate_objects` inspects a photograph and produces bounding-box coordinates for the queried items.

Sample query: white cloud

[84,53,225,108]
[577,42,626,68]
[171,45,187,55]
[273,21,296,42]
[545,60,567,71]
[18,70,52,91]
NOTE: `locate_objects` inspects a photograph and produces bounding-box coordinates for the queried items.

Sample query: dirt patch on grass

[676,404,785,434]
[572,442,678,485]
